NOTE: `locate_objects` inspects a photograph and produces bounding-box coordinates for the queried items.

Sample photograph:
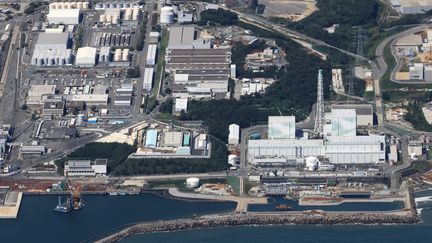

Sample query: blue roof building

[145,130,158,148]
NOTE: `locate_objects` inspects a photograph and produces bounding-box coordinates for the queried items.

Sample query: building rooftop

[43,101,65,109]
[332,104,373,116]
[35,33,70,48]
[168,26,196,49]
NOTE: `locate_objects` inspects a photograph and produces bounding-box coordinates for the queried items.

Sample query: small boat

[54,196,71,213]
[128,191,140,195]
[109,191,119,196]
[275,204,292,211]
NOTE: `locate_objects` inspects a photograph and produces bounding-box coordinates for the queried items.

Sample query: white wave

[414,196,432,204]
[417,208,423,215]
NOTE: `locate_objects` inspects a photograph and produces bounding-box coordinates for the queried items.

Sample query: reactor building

[248,110,386,165]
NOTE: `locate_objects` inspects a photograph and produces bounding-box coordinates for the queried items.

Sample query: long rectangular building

[146,44,157,65]
[248,136,386,164]
[143,68,154,91]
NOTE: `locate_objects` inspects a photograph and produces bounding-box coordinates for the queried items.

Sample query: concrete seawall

[94,212,420,243]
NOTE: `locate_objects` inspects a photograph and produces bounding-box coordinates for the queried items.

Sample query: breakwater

[95,212,420,243]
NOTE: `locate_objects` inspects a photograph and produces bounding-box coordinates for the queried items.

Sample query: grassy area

[152,27,169,98]
[226,176,240,194]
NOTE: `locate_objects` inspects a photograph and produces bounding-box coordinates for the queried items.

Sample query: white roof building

[175,98,188,112]
[268,116,296,139]
[228,124,240,145]
[75,47,97,67]
[47,9,80,25]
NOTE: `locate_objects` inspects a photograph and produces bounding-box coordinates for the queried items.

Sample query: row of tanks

[31,49,73,66]
[49,2,90,10]
[95,2,139,10]
[94,33,131,47]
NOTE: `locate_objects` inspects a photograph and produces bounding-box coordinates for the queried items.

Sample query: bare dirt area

[260,0,317,21]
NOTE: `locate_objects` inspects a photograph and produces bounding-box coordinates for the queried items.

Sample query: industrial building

[66,94,108,106]
[99,47,111,62]
[248,110,386,165]
[64,159,108,177]
[143,68,154,91]
[329,109,357,137]
[27,85,57,105]
[174,98,188,113]
[47,8,81,25]
[20,144,46,155]
[31,33,73,66]
[114,84,133,106]
[228,124,240,145]
[391,0,432,14]
[162,132,183,147]
[42,101,65,119]
[331,104,374,126]
[160,6,174,24]
[145,130,158,148]
[268,116,296,139]
[75,47,97,67]
[146,44,157,65]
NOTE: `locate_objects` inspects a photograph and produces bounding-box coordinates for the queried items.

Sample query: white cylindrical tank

[77,114,84,125]
[125,8,132,20]
[83,2,90,9]
[160,6,174,24]
[122,49,129,61]
[106,15,112,23]
[305,156,318,172]
[76,2,83,10]
[114,49,122,61]
[186,177,200,188]
[99,15,106,23]
[70,2,77,9]
[112,15,119,24]
[49,3,56,9]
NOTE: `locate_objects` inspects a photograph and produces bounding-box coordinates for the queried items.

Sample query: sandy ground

[260,0,317,21]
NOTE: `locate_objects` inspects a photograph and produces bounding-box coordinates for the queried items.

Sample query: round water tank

[76,2,83,9]
[106,15,112,22]
[110,3,116,9]
[70,2,77,9]
[83,2,90,9]
[112,15,119,24]
[305,156,318,172]
[186,178,200,188]
[160,6,174,24]
[99,15,106,22]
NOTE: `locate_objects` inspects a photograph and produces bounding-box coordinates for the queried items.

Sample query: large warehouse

[47,9,81,25]
[31,33,73,66]
[75,47,97,67]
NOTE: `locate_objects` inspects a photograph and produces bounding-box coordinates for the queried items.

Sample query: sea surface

[0,190,431,243]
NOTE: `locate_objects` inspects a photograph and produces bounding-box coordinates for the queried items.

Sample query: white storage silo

[76,2,83,10]
[122,49,129,61]
[112,15,119,24]
[99,14,106,23]
[160,6,174,24]
[83,2,90,10]
[70,2,77,9]
[106,15,112,23]
[186,177,200,188]
[125,8,132,20]
[114,49,122,62]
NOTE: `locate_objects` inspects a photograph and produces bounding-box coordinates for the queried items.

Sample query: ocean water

[1,190,431,243]
[121,189,432,243]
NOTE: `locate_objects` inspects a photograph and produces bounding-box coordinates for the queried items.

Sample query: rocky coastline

[96,212,420,243]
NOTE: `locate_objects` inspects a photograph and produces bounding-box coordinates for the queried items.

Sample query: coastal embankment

[95,212,420,243]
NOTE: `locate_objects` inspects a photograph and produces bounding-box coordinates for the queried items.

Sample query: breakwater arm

[95,212,420,243]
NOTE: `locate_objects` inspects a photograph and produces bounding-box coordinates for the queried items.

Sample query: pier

[167,188,268,212]
[0,191,23,219]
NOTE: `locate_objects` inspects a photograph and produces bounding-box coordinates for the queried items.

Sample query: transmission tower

[347,66,354,97]
[314,69,325,137]
[355,27,365,65]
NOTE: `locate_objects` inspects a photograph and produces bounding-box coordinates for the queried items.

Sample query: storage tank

[186,177,199,188]
[125,8,132,20]
[83,2,90,9]
[99,15,106,23]
[49,3,57,9]
[160,6,174,24]
[70,2,77,9]
[122,49,129,61]
[110,3,116,9]
[76,2,83,10]
[96,3,103,9]
[106,15,112,23]
[305,156,318,172]
[112,15,119,24]
[114,49,122,61]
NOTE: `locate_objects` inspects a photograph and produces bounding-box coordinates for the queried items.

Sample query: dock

[0,191,23,219]
[167,188,267,212]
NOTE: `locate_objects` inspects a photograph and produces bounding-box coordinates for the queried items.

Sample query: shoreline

[94,212,421,243]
